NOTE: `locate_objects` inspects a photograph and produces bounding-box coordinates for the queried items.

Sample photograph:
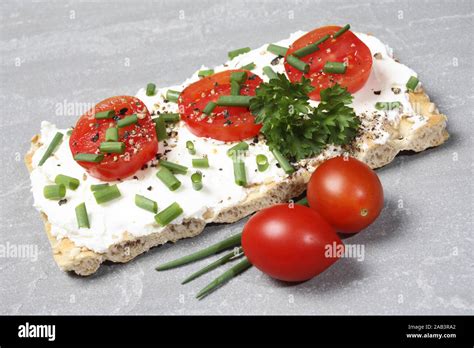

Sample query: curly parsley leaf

[249,74,360,161]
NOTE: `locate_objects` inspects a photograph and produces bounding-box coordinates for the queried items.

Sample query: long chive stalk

[38,132,63,166]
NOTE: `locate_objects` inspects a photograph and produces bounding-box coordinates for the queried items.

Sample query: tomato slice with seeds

[285,25,372,100]
[179,69,263,142]
[69,96,158,181]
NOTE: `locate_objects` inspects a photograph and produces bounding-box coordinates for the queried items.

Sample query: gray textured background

[0,0,473,315]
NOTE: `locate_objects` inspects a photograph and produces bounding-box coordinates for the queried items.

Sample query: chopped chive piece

[91,183,109,191]
[146,83,156,96]
[155,233,242,270]
[117,114,138,128]
[38,132,63,166]
[135,194,158,213]
[191,171,203,191]
[95,110,115,120]
[75,202,90,229]
[323,61,346,74]
[256,154,269,172]
[99,141,125,154]
[267,43,288,56]
[314,34,331,46]
[66,129,73,136]
[154,202,183,227]
[182,247,244,284]
[196,257,252,299]
[54,174,80,190]
[198,69,214,78]
[230,80,241,96]
[233,160,247,186]
[271,148,294,174]
[105,127,118,142]
[296,196,308,206]
[287,55,310,73]
[192,157,209,168]
[186,140,196,155]
[262,66,278,80]
[333,24,351,38]
[74,153,104,163]
[217,95,251,107]
[241,62,256,70]
[153,116,168,140]
[93,184,121,204]
[293,43,319,58]
[230,71,247,84]
[203,101,217,115]
[159,159,188,175]
[166,89,181,102]
[228,47,251,60]
[406,76,419,91]
[227,141,249,157]
[156,167,181,191]
[375,101,402,111]
[161,113,180,123]
[43,184,66,200]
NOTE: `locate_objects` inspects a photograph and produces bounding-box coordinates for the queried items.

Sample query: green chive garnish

[375,101,402,111]
[293,43,319,58]
[54,174,80,190]
[271,148,294,174]
[156,167,181,191]
[95,110,115,120]
[262,66,278,80]
[228,47,251,60]
[117,114,138,128]
[230,71,247,84]
[135,194,158,213]
[192,157,209,168]
[256,154,269,172]
[203,101,217,115]
[43,184,66,200]
[166,90,181,102]
[296,196,308,206]
[230,80,241,96]
[198,69,214,78]
[38,132,63,166]
[105,127,118,142]
[66,129,73,136]
[74,153,104,163]
[333,24,351,38]
[186,140,196,155]
[287,55,310,73]
[182,247,244,284]
[233,159,247,186]
[323,61,346,74]
[161,113,180,123]
[217,95,251,107]
[267,43,288,56]
[153,116,168,140]
[196,257,252,299]
[146,83,156,96]
[406,76,419,91]
[191,171,203,191]
[155,233,242,270]
[99,141,125,154]
[227,141,249,157]
[93,184,121,204]
[154,202,183,227]
[241,62,256,70]
[159,160,188,175]
[75,202,90,229]
[91,183,109,191]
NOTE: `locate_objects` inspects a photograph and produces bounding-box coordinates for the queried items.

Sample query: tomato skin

[242,204,343,282]
[69,96,158,181]
[307,156,384,234]
[179,70,262,142]
[285,25,372,100]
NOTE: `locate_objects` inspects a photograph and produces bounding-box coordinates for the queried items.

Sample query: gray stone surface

[0,0,472,315]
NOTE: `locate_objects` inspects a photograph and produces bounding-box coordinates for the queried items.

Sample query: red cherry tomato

[242,204,343,282]
[179,70,263,142]
[69,96,158,181]
[285,25,372,100]
[307,156,384,234]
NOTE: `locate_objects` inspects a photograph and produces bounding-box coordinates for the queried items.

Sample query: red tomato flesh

[179,70,263,142]
[285,25,372,100]
[69,96,158,181]
[242,204,343,282]
[307,156,384,234]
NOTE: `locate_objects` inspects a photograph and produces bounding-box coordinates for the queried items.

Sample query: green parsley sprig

[249,74,360,161]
